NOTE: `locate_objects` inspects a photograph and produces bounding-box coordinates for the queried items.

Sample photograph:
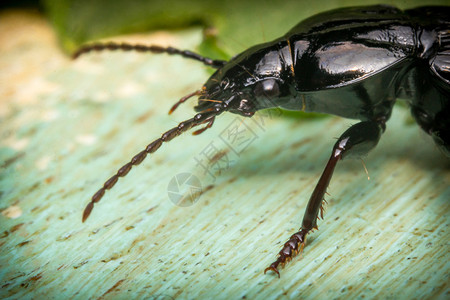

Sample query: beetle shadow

[233,122,446,172]
[220,117,449,201]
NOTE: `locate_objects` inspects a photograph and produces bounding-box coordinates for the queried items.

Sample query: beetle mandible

[76,5,450,277]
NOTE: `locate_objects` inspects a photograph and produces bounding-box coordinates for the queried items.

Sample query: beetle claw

[264,265,280,278]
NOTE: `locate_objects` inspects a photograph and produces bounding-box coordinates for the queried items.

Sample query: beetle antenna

[82,107,224,222]
[72,42,227,68]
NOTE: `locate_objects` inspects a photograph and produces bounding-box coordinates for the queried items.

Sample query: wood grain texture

[0,10,449,299]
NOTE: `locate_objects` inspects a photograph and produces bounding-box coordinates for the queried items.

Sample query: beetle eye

[254,79,280,98]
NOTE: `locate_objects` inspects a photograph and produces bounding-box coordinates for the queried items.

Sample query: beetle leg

[265,120,385,277]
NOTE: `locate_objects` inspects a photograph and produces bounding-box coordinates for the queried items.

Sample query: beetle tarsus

[264,229,307,277]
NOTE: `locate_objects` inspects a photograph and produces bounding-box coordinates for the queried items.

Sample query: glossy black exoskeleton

[75,5,449,277]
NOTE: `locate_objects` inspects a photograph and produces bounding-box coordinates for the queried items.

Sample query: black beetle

[75,5,449,277]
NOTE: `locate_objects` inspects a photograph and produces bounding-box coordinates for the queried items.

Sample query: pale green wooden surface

[0,10,449,299]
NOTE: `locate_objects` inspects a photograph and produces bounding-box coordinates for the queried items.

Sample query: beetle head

[195,69,286,117]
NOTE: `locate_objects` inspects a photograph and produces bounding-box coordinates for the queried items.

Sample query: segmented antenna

[82,108,223,222]
[72,42,227,69]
